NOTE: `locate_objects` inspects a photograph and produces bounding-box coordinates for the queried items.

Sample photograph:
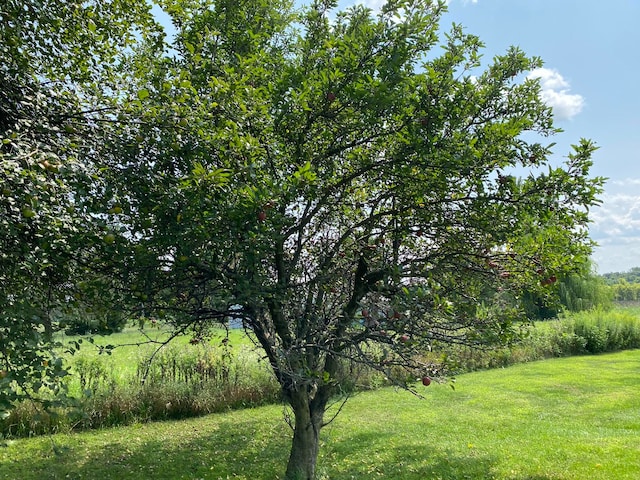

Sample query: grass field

[60,325,253,387]
[1,350,638,479]
[60,327,255,395]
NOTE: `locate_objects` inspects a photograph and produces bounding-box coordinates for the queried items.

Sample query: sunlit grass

[59,325,253,389]
[2,350,638,479]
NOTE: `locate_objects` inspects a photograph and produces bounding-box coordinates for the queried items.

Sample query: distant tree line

[600,267,640,302]
[601,267,640,285]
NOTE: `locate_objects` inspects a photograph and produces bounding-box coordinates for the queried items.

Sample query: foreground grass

[2,350,639,479]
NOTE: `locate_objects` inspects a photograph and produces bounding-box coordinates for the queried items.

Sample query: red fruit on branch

[257,211,267,222]
[421,376,431,386]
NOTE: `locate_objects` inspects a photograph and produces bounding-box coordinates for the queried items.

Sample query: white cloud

[356,0,385,13]
[610,178,640,187]
[590,193,640,237]
[589,188,640,272]
[527,67,585,121]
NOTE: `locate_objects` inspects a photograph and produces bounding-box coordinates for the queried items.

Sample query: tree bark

[284,388,324,480]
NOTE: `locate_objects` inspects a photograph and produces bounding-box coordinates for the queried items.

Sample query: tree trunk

[284,388,324,480]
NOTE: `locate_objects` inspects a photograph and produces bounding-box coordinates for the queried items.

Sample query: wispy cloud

[589,188,640,272]
[590,193,640,238]
[527,67,585,121]
[610,178,640,187]
[356,0,385,13]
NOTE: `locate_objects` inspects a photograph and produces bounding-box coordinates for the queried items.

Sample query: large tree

[69,0,604,477]
[0,0,157,411]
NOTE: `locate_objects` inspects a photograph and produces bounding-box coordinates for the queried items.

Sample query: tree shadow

[319,430,495,479]
[318,430,558,480]
[1,417,559,480]
[1,416,292,479]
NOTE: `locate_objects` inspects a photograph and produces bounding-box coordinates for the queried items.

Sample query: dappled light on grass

[2,350,639,479]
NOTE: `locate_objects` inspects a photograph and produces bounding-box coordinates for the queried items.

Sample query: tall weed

[1,341,279,438]
[568,308,640,353]
[2,308,639,438]
[435,307,640,374]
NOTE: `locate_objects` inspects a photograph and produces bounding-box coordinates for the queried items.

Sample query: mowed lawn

[1,350,639,479]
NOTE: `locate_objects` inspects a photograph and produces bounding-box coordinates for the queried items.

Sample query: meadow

[3,307,640,437]
[1,350,638,479]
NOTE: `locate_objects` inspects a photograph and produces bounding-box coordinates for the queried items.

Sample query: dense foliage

[2,0,605,477]
[522,261,613,319]
[601,267,640,302]
[0,0,156,412]
[609,280,640,302]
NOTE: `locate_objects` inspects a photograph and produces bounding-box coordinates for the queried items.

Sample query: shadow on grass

[320,430,499,479]
[1,415,291,480]
[1,418,558,480]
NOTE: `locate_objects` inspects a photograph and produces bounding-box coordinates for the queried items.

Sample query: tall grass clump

[436,307,640,374]
[567,307,640,353]
[1,340,280,438]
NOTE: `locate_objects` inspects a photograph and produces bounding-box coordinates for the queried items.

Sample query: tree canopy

[0,0,157,411]
[1,0,605,478]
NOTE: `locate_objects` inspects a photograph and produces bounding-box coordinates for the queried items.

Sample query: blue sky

[343,0,640,273]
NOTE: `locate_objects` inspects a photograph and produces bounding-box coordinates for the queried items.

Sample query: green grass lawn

[2,350,639,479]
